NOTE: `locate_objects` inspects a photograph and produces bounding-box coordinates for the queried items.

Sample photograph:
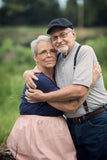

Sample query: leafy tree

[0,0,28,25]
[84,0,107,26]
[0,0,107,26]
[25,0,62,25]
[0,0,62,25]
[65,0,78,27]
[65,0,107,27]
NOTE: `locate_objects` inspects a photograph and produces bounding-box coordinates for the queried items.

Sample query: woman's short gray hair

[31,35,51,56]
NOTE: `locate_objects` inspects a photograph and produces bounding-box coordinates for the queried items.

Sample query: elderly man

[24,18,107,160]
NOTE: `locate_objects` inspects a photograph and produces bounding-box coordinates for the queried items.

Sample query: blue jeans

[67,110,107,160]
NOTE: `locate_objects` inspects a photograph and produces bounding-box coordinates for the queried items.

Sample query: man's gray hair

[31,35,51,56]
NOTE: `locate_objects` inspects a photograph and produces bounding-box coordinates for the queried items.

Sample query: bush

[0,39,14,62]
[85,36,107,66]
[15,45,34,64]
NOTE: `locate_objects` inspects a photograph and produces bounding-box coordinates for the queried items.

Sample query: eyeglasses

[51,30,72,42]
[38,49,57,56]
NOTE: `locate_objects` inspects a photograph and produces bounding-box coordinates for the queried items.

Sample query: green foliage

[1,0,107,26]
[102,67,107,89]
[1,0,61,25]
[65,0,78,26]
[0,28,37,144]
[0,39,14,61]
[0,26,47,46]
[0,74,23,144]
[85,36,107,88]
[85,36,107,66]
[0,38,35,67]
[84,0,107,26]
[15,45,34,64]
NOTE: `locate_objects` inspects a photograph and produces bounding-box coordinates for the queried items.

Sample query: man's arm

[26,88,88,113]
[25,84,88,102]
[42,84,88,102]
[26,64,101,113]
[48,64,101,112]
[25,63,101,104]
[48,88,90,113]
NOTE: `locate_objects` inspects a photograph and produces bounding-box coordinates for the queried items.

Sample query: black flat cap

[47,18,73,34]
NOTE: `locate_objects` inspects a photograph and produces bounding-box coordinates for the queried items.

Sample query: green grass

[102,67,107,89]
[0,26,107,145]
[0,75,22,144]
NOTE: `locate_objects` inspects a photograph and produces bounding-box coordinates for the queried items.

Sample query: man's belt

[70,106,107,124]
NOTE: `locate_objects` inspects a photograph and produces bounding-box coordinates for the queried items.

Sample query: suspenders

[74,45,81,70]
[74,45,89,113]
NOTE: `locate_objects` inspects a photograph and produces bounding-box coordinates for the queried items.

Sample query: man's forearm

[25,63,100,104]
[42,84,88,102]
[48,85,91,113]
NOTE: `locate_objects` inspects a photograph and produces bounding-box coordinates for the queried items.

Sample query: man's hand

[23,68,41,89]
[25,88,45,103]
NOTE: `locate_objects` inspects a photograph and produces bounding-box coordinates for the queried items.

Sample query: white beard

[57,46,69,56]
[56,42,69,56]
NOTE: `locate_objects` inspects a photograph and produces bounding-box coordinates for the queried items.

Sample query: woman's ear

[33,55,37,63]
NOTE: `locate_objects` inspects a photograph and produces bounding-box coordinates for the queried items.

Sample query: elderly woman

[7,35,100,160]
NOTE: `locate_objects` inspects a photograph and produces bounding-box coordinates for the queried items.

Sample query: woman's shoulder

[34,73,59,92]
[34,73,50,82]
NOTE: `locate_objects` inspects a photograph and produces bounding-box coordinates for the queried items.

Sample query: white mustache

[56,42,66,47]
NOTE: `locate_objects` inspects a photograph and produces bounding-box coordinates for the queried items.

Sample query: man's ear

[72,29,76,40]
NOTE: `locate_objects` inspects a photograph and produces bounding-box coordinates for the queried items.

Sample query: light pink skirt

[7,115,77,160]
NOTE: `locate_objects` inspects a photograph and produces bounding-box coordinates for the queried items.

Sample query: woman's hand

[91,62,102,87]
[25,88,45,103]
[23,68,41,89]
